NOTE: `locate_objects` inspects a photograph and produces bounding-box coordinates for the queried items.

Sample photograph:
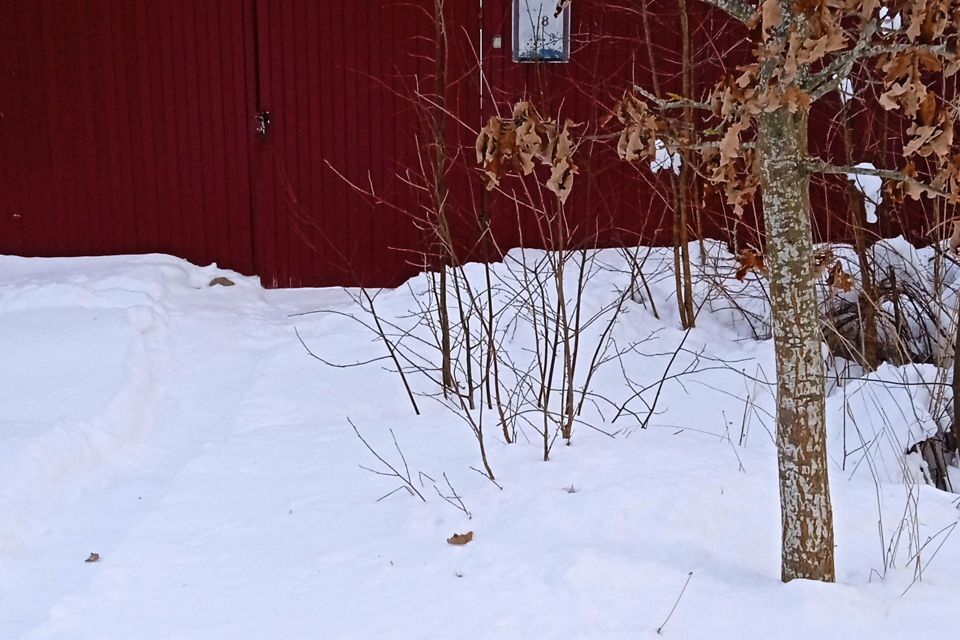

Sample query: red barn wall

[0,1,938,288]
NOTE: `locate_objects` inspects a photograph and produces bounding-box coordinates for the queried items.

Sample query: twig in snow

[899,521,958,596]
[470,465,504,490]
[293,299,420,416]
[376,486,412,502]
[294,325,391,368]
[657,571,693,635]
[434,472,472,519]
[418,470,436,488]
[722,410,746,473]
[349,417,426,502]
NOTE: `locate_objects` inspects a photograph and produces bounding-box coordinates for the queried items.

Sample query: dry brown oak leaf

[447,531,474,545]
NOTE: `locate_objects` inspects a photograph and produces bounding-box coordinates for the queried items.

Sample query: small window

[513,1,571,63]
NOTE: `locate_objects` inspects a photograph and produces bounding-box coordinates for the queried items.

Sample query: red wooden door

[0,0,256,273]
[248,0,483,287]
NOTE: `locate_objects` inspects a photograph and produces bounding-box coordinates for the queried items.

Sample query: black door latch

[255,110,271,137]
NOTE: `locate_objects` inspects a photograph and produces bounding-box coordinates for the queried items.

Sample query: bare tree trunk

[757,108,836,583]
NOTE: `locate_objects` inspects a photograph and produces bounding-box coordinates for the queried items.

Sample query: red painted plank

[189,0,214,263]
[220,0,251,272]
[303,0,324,285]
[155,0,183,258]
[85,1,115,254]
[246,0,265,283]
[280,0,300,286]
[314,1,338,285]
[206,1,226,266]
[48,1,74,254]
[0,3,24,252]
[133,1,162,254]
[118,0,146,252]
[254,0,278,286]
[328,0,350,285]
[106,1,135,253]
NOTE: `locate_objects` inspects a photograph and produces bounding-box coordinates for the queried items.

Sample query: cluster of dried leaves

[735,245,856,291]
[817,249,857,292]
[608,0,960,212]
[874,1,960,202]
[475,101,579,204]
[612,93,671,163]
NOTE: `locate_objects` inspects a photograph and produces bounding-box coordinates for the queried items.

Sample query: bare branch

[807,159,950,199]
[862,42,951,60]
[806,21,877,101]
[632,85,712,112]
[808,25,951,101]
[433,472,472,519]
[349,418,426,502]
[294,325,391,368]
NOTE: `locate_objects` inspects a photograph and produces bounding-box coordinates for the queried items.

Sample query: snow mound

[0,248,958,639]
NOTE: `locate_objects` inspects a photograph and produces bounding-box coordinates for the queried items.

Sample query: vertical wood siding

[1,0,255,274]
[0,1,938,287]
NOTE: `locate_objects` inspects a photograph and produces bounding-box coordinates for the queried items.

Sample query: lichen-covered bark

[757,109,836,583]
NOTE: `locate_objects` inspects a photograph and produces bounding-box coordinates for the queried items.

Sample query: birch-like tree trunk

[757,108,836,582]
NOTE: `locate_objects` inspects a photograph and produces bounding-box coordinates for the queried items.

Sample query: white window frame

[512,1,571,63]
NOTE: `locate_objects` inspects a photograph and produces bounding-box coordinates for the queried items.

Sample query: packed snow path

[1,253,958,639]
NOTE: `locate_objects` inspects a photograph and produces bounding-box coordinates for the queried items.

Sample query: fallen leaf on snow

[447,531,474,545]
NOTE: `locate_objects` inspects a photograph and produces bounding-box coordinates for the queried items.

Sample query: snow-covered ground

[2,247,959,639]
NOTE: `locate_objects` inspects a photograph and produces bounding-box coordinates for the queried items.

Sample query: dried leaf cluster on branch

[612,93,672,163]
[607,0,960,211]
[735,246,855,291]
[475,101,579,204]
